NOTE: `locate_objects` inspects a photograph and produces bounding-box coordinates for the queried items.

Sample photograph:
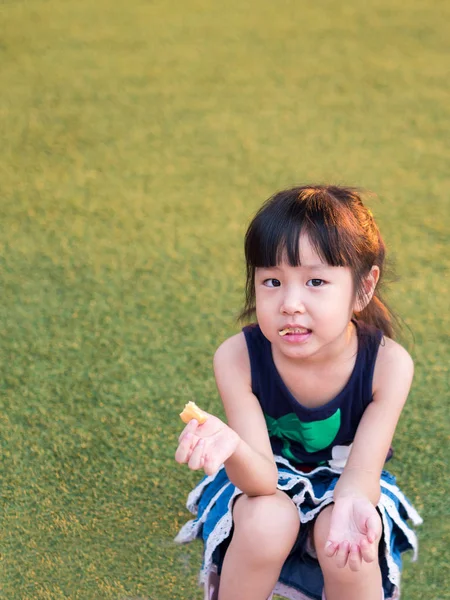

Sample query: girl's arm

[213,333,278,496]
[325,337,414,568]
[175,332,278,497]
[334,337,414,502]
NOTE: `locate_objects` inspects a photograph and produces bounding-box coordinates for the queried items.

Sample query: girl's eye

[306,278,325,287]
[263,278,281,288]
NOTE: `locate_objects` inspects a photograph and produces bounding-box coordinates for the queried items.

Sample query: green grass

[0,0,449,598]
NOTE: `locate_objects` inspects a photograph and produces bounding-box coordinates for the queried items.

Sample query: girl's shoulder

[375,336,413,368]
[214,324,266,368]
[213,333,256,407]
[213,331,250,376]
[372,336,414,399]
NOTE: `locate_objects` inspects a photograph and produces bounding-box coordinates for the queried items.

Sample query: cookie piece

[179,401,208,425]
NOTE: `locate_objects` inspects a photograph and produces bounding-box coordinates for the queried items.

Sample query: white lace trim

[175,518,199,544]
[276,456,337,523]
[378,490,420,562]
[175,476,234,544]
[379,504,401,589]
[380,479,423,526]
[275,455,343,476]
[185,468,225,514]
[200,487,243,582]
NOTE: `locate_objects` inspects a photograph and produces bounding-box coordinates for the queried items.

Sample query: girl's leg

[218,490,300,600]
[314,505,383,600]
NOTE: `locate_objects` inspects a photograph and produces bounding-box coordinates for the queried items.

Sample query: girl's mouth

[278,327,311,336]
[278,327,312,343]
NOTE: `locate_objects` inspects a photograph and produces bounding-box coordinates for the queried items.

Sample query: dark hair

[240,185,397,338]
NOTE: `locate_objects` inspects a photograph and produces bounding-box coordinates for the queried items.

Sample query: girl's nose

[280,293,306,315]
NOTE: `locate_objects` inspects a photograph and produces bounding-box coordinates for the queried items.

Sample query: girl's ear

[354,266,380,312]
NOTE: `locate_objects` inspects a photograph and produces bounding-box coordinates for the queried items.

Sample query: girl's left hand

[324,495,382,571]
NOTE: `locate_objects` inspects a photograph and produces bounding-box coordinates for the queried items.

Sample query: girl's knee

[233,492,300,560]
[320,558,380,587]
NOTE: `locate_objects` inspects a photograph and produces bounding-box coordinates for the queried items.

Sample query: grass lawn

[0,0,448,598]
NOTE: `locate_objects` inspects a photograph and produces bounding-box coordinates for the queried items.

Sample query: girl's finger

[175,432,196,464]
[178,419,199,443]
[348,543,362,572]
[365,513,381,544]
[360,538,377,563]
[203,454,221,477]
[335,541,350,569]
[188,438,206,471]
[203,456,213,476]
[324,541,338,558]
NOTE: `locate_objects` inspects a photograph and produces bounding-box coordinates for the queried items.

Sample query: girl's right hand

[175,414,240,476]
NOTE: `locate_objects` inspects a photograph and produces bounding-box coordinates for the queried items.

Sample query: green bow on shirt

[264,409,341,460]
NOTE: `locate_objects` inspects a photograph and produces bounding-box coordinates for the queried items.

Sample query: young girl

[175,185,422,600]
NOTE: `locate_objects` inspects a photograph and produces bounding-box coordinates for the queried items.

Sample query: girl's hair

[240,185,397,338]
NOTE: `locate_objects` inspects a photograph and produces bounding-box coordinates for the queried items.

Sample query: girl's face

[254,234,357,361]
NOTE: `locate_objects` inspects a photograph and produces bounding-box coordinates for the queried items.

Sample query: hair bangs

[302,217,358,269]
[245,199,305,268]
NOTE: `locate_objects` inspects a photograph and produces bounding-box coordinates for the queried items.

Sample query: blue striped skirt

[175,456,422,600]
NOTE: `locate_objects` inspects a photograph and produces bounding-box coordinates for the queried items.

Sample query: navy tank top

[243,320,383,467]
